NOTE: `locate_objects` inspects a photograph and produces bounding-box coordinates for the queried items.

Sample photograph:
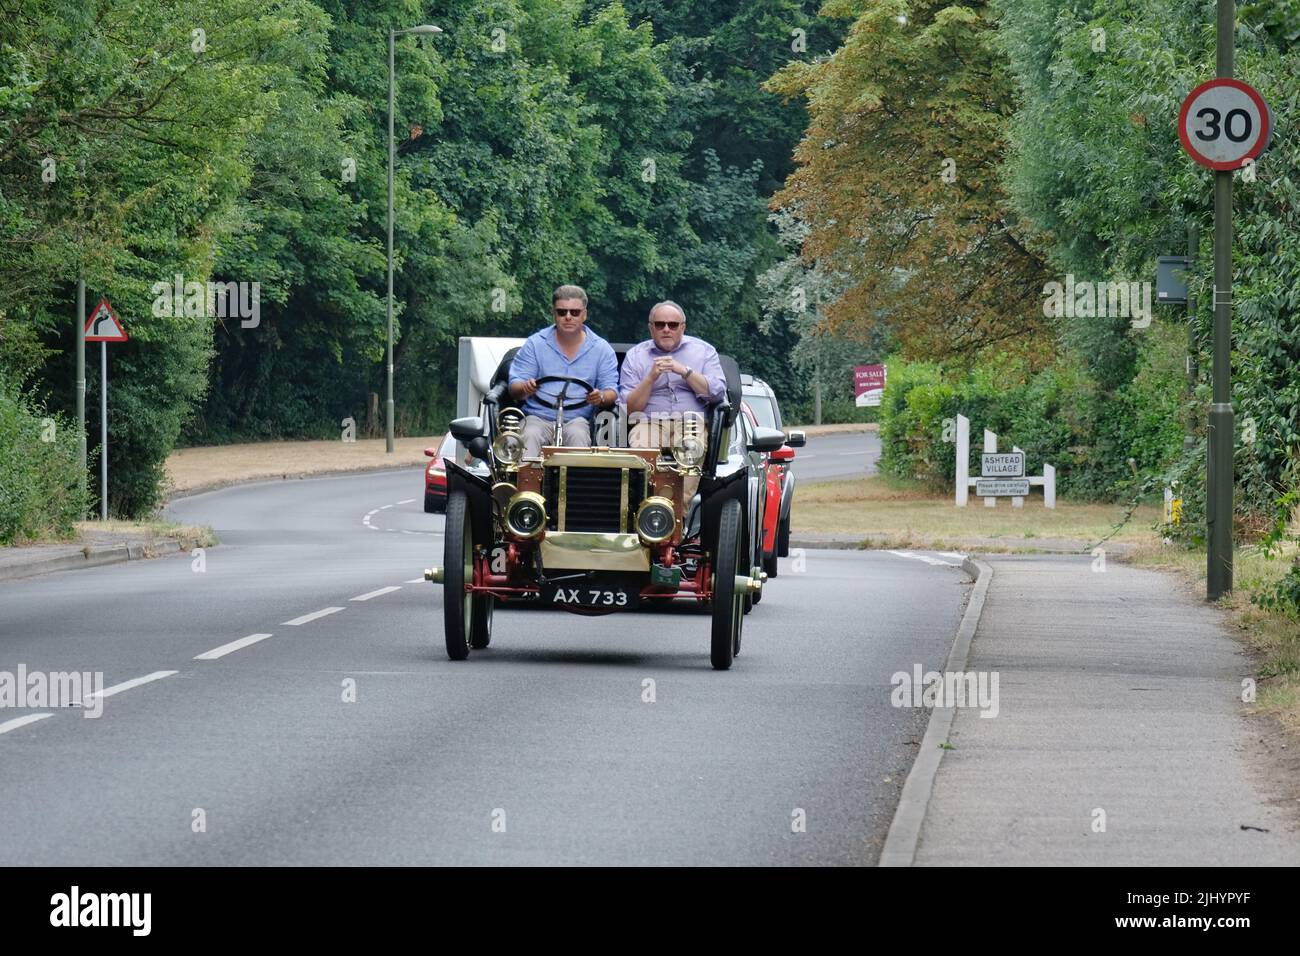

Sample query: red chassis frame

[460,543,717,609]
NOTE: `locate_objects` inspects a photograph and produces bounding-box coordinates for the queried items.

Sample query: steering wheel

[531,375,595,411]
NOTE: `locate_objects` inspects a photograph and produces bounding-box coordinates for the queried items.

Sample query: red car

[740,403,802,578]
[423,433,454,513]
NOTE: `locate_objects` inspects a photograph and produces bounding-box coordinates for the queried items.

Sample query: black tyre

[443,491,492,659]
[763,545,778,579]
[710,499,744,670]
[777,511,791,557]
[471,595,493,649]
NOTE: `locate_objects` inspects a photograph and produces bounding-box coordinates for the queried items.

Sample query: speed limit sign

[1178,78,1272,170]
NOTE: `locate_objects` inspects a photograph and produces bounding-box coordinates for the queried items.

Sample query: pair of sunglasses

[555,308,584,317]
[652,320,683,330]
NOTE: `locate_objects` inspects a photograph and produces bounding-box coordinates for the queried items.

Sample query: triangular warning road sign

[85,297,128,342]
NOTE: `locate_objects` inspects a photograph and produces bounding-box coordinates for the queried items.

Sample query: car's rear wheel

[777,512,791,557]
[444,491,491,659]
[763,545,778,579]
[710,499,744,670]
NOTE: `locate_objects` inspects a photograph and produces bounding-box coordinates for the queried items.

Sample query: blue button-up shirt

[617,335,727,415]
[508,325,619,420]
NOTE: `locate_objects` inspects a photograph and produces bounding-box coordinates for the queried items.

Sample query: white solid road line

[351,586,401,602]
[282,607,345,626]
[405,577,427,584]
[397,498,416,504]
[195,633,274,661]
[838,450,869,455]
[86,670,178,701]
[0,713,54,735]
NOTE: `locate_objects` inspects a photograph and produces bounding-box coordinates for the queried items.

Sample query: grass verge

[792,475,1161,551]
[166,435,440,497]
[73,519,218,553]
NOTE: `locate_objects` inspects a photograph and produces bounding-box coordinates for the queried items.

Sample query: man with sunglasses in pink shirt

[619,301,727,497]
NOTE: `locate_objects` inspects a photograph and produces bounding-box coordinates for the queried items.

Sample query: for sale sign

[854,364,886,407]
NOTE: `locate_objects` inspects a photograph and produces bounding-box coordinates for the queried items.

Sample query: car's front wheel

[443,490,491,660]
[710,499,744,670]
[777,511,791,557]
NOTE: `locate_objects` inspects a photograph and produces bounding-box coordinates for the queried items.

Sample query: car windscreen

[744,394,778,430]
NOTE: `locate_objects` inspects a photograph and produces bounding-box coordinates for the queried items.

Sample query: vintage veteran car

[425,345,788,669]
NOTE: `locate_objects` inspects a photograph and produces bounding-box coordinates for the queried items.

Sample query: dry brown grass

[793,475,1161,549]
[166,435,441,496]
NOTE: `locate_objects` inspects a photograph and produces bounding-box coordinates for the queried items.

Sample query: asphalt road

[794,430,880,483]
[0,450,965,866]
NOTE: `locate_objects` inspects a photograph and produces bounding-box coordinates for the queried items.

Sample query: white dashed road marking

[86,670,178,702]
[195,633,274,661]
[397,498,416,504]
[405,577,427,584]
[282,607,345,626]
[351,586,401,602]
[0,713,54,735]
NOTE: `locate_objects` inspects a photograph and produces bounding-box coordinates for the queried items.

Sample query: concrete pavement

[910,554,1300,865]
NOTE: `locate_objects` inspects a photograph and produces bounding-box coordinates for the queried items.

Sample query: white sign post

[84,298,128,521]
[954,414,1055,508]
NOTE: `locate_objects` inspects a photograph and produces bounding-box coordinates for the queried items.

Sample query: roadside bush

[785,394,879,426]
[879,334,1185,501]
[0,374,90,544]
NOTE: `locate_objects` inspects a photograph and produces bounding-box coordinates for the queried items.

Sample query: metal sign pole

[76,280,86,475]
[100,340,108,521]
[1207,0,1234,599]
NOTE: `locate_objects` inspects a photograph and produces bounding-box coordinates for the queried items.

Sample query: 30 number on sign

[1178,78,1272,171]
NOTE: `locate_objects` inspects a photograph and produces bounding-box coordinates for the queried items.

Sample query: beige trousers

[628,412,708,502]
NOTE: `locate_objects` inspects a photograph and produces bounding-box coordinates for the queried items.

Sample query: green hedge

[0,374,90,544]
[879,333,1186,501]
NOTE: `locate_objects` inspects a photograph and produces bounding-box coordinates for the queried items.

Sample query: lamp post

[387,23,442,453]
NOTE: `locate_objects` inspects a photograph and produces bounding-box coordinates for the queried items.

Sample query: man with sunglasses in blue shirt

[508,285,619,458]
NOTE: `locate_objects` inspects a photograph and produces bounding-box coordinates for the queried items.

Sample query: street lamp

[387,23,442,453]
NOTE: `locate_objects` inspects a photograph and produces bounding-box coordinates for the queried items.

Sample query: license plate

[541,582,638,610]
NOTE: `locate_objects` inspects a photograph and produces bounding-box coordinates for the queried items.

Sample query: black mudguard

[698,467,748,559]
[446,460,495,545]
